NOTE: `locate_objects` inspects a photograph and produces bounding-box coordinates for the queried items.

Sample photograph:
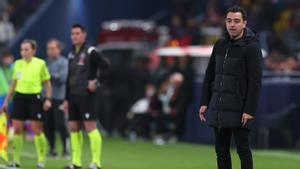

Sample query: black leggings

[214,127,253,169]
[44,99,69,152]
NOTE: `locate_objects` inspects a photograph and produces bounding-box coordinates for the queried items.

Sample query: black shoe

[63,164,82,169]
[6,162,21,169]
[62,150,70,159]
[48,149,58,157]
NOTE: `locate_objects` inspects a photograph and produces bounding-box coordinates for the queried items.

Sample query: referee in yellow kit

[0,39,52,169]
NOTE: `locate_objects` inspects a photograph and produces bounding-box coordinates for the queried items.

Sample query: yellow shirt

[13,57,50,94]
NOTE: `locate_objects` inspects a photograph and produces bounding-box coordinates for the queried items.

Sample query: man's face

[225,12,247,39]
[47,41,61,59]
[71,27,86,46]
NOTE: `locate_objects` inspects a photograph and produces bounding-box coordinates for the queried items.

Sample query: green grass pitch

[0,137,299,169]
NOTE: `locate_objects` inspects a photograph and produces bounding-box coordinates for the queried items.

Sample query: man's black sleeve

[65,57,71,101]
[89,48,110,83]
[200,45,216,106]
[244,43,263,116]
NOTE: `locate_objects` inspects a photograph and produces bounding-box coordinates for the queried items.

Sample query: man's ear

[243,20,247,27]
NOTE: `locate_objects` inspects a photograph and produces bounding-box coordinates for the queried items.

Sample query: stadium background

[0,0,300,168]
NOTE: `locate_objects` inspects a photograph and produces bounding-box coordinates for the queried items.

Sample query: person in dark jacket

[63,24,109,169]
[198,6,263,169]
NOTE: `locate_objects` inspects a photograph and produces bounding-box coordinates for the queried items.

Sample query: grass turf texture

[0,137,299,169]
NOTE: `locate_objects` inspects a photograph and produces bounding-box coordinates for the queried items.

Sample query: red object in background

[168,35,192,47]
[98,28,158,44]
[178,34,192,46]
[97,20,159,44]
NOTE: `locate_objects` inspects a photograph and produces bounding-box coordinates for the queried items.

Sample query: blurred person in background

[170,57,194,139]
[199,6,262,169]
[0,12,15,48]
[150,72,183,145]
[63,24,109,169]
[127,84,155,141]
[1,39,52,169]
[0,51,14,103]
[0,51,14,141]
[0,52,13,111]
[0,51,14,84]
[44,38,69,158]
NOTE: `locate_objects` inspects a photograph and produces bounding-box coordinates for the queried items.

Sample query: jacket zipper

[218,46,230,131]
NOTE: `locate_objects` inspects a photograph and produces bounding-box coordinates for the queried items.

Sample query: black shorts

[68,94,96,121]
[12,93,43,121]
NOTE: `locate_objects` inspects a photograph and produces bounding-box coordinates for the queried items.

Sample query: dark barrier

[184,79,300,148]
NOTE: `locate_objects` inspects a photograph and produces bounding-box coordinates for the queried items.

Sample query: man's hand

[43,99,52,111]
[199,105,207,122]
[63,100,69,114]
[241,113,254,126]
[87,79,98,92]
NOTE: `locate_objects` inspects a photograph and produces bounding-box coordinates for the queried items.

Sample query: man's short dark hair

[72,24,86,32]
[226,6,247,20]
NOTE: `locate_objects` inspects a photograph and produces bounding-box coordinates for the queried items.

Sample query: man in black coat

[198,6,263,169]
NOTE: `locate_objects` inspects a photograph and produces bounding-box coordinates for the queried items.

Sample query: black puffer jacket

[200,28,263,129]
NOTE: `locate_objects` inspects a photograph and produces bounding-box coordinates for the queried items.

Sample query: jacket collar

[224,27,258,46]
[72,43,87,54]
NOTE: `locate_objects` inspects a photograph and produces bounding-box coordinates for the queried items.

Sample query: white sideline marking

[255,151,300,160]
[0,164,7,169]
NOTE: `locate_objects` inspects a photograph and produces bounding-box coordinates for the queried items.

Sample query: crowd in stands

[0,0,44,50]
[167,0,300,71]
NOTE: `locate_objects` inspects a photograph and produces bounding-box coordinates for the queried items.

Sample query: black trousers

[128,114,150,138]
[214,127,253,169]
[44,99,69,152]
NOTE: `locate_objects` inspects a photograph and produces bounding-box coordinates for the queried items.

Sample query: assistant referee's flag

[0,112,8,162]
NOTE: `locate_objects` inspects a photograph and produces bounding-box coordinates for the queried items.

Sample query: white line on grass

[21,151,36,158]
[255,151,300,160]
[5,151,68,161]
[0,164,7,169]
